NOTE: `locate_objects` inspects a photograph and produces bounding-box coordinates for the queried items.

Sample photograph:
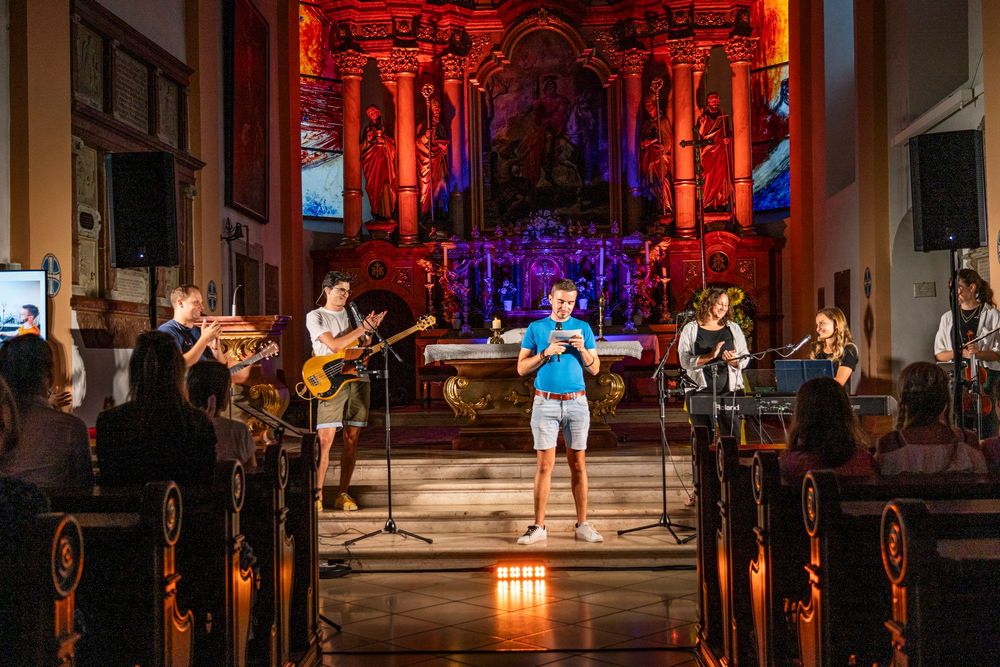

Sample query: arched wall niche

[469,14,620,232]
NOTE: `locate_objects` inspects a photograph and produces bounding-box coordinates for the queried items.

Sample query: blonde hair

[810,307,855,363]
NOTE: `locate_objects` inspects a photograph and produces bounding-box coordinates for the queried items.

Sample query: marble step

[331,477,691,508]
[334,454,694,484]
[318,502,697,536]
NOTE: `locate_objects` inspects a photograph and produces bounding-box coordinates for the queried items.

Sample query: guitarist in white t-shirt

[305,271,385,512]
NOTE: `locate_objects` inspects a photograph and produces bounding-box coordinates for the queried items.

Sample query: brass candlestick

[597,293,607,341]
[488,320,504,344]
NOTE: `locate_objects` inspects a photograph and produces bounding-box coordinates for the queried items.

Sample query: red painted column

[392,48,420,246]
[726,37,757,234]
[332,50,368,243]
[668,38,698,238]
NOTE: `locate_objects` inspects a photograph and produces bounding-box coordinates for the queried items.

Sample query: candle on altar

[486,250,492,281]
[492,317,501,329]
[598,243,605,275]
[443,246,449,269]
[426,270,433,284]
[644,240,650,265]
[661,266,667,278]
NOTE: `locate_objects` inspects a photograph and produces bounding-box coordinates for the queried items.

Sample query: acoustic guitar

[301,314,436,400]
[229,341,279,376]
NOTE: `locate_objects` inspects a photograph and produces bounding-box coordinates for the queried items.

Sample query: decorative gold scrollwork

[443,376,492,421]
[503,388,534,416]
[589,371,625,418]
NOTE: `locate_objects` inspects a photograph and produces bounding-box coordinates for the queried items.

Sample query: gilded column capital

[692,47,712,73]
[332,49,368,78]
[376,57,396,83]
[390,48,420,75]
[619,49,648,78]
[724,36,758,64]
[666,38,699,66]
[465,33,493,72]
[440,54,465,82]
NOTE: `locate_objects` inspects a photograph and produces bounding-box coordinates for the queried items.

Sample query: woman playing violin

[933,268,1000,437]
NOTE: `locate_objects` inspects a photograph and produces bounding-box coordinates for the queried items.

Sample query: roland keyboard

[687,394,897,417]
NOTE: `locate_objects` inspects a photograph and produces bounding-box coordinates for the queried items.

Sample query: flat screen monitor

[0,270,47,340]
[774,359,835,395]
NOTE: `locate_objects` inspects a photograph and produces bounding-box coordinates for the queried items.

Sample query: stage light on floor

[495,563,546,580]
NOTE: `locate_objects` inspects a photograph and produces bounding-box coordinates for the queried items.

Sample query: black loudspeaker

[106,152,179,267]
[909,130,987,252]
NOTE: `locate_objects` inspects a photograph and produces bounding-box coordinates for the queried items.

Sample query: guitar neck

[230,347,272,374]
[369,324,421,355]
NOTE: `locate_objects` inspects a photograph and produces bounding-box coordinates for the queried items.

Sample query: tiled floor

[319,567,699,666]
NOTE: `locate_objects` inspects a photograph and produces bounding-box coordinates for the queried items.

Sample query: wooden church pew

[49,482,194,667]
[243,445,296,667]
[881,498,1000,667]
[0,512,84,667]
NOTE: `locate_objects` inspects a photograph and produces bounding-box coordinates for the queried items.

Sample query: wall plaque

[113,48,149,132]
[73,21,103,110]
[157,75,180,147]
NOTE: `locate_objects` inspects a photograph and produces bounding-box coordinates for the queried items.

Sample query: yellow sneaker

[333,492,359,511]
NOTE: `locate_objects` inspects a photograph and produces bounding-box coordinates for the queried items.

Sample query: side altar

[424,341,642,450]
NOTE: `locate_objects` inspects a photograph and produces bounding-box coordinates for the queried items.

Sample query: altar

[424,341,642,450]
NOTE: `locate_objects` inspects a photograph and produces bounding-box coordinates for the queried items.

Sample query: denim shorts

[530,394,591,451]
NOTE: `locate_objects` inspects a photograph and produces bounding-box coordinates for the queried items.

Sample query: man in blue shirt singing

[516,278,603,544]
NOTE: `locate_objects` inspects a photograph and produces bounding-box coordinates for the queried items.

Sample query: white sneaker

[517,524,547,545]
[575,522,603,543]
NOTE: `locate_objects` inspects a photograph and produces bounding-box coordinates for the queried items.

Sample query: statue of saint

[417,98,450,217]
[696,92,735,211]
[638,94,674,215]
[360,104,397,219]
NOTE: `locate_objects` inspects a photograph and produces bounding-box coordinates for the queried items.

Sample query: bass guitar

[229,341,279,376]
[301,314,436,400]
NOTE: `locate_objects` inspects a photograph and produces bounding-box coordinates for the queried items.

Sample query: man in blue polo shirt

[515,278,602,544]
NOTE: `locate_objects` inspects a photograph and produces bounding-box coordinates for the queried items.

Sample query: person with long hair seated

[679,287,750,439]
[0,335,92,490]
[811,307,858,388]
[876,361,988,475]
[96,331,217,486]
[933,268,1000,437]
[779,377,875,483]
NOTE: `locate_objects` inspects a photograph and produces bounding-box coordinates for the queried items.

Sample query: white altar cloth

[423,341,643,365]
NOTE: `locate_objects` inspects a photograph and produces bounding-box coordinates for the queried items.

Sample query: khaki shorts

[316,380,370,430]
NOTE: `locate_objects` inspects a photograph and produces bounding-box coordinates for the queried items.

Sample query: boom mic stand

[344,322,432,547]
[618,311,696,543]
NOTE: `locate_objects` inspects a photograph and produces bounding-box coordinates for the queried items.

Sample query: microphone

[231,284,242,316]
[554,321,562,362]
[347,302,366,329]
[788,334,812,354]
[675,309,696,320]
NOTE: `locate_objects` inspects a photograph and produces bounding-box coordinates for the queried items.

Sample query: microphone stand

[618,313,696,542]
[344,321,431,547]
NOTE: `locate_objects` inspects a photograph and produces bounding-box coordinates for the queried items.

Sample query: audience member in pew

[0,335,93,491]
[876,362,988,475]
[679,286,750,439]
[779,377,875,482]
[810,307,858,389]
[933,268,1000,437]
[96,331,217,486]
[0,374,49,560]
[187,361,257,472]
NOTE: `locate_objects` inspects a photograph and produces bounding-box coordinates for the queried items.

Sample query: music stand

[618,314,696,543]
[344,324,432,547]
[233,399,310,443]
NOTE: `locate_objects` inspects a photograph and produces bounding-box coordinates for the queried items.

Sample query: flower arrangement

[692,286,754,336]
[521,210,566,241]
[574,277,594,301]
[632,274,655,319]
[498,279,517,301]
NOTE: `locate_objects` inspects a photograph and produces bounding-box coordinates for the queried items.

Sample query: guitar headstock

[416,314,437,331]
[259,341,279,360]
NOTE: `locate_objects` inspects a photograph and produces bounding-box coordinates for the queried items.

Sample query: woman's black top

[694,325,735,393]
[816,343,859,374]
